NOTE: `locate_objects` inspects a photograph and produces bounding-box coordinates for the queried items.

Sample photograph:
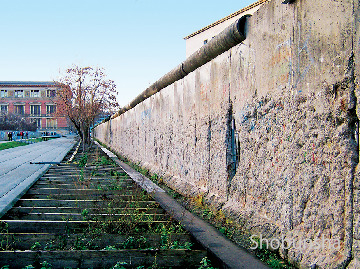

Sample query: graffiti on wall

[270,39,292,87]
[141,108,152,123]
[294,22,315,90]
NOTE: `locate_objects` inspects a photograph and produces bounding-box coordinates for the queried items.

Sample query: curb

[96,142,270,269]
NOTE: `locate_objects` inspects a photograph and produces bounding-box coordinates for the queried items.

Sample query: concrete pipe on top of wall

[182,14,251,74]
[111,14,251,119]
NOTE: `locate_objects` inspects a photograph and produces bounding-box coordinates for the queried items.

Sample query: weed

[100,156,112,165]
[151,173,158,181]
[120,236,149,249]
[199,257,216,269]
[201,209,214,220]
[150,173,164,184]
[152,253,158,269]
[0,221,14,251]
[103,245,117,250]
[169,240,193,250]
[192,194,205,208]
[110,170,122,178]
[109,181,122,190]
[40,261,52,269]
[44,240,55,251]
[81,209,89,220]
[72,233,96,250]
[78,169,85,181]
[251,237,293,268]
[30,241,41,250]
[78,153,88,167]
[215,210,226,224]
[112,262,127,269]
[164,188,182,199]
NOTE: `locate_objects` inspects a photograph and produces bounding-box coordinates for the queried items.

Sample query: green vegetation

[78,153,88,167]
[198,257,217,269]
[0,221,12,251]
[0,139,42,151]
[30,242,41,251]
[106,149,296,269]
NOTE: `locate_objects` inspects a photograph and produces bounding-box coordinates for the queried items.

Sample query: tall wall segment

[95,0,360,267]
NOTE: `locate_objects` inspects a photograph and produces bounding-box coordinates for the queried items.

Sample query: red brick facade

[0,81,69,134]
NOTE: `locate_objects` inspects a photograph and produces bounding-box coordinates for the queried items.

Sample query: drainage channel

[0,144,208,268]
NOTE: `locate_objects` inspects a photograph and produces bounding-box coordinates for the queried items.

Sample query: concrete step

[0,233,194,251]
[0,249,207,269]
[1,220,173,233]
[14,199,159,208]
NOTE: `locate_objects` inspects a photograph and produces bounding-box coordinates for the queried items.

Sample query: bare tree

[0,113,37,131]
[56,65,118,147]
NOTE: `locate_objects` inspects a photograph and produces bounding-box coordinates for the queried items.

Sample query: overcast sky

[0,0,255,106]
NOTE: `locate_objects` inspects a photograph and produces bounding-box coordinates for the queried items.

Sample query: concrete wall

[95,0,359,268]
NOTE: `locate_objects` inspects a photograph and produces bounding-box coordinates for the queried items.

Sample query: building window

[46,104,56,115]
[30,105,41,115]
[30,90,40,98]
[14,90,24,98]
[0,105,8,114]
[47,89,56,98]
[32,118,42,129]
[0,90,8,98]
[14,105,25,114]
[46,118,57,129]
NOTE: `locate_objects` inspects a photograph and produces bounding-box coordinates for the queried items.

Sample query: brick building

[0,81,69,134]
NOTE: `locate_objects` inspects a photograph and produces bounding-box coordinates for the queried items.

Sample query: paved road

[0,136,76,217]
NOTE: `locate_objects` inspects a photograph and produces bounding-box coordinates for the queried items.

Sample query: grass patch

[0,138,42,151]
[0,141,30,151]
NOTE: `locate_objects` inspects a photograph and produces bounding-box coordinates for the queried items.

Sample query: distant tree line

[0,113,37,131]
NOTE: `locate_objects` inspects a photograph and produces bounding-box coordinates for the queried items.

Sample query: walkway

[0,136,76,217]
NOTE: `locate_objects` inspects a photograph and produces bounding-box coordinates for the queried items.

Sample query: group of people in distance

[7,131,29,141]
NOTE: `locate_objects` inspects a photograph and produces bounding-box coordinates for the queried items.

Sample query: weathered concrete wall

[95,0,359,268]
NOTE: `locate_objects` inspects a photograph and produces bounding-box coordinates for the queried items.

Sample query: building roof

[183,0,268,40]
[0,81,56,87]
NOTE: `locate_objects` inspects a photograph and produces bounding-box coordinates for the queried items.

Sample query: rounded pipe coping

[111,14,251,120]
